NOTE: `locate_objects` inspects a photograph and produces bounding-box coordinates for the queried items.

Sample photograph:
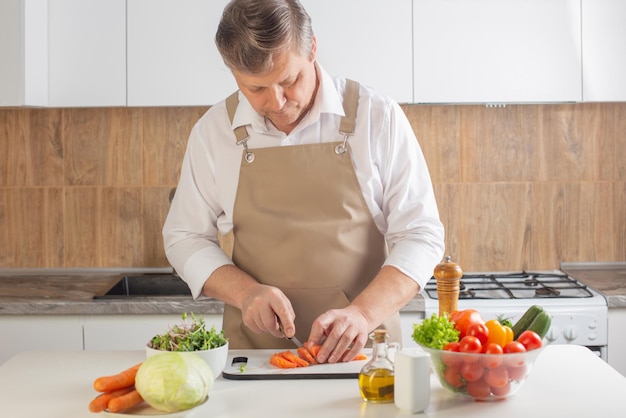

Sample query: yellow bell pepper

[485,319,514,347]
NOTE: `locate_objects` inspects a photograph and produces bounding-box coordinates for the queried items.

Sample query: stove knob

[563,325,579,341]
[546,327,559,342]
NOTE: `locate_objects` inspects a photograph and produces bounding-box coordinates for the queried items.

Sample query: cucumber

[525,311,551,339]
[511,305,545,339]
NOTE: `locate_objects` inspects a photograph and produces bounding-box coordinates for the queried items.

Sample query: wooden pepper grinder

[434,256,463,316]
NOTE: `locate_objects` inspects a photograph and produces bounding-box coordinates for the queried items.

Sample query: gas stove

[421,270,608,360]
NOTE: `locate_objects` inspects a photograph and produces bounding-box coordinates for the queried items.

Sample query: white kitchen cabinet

[581,0,626,102]
[608,308,626,377]
[83,314,223,351]
[127,0,236,106]
[413,0,582,104]
[0,0,126,107]
[0,316,84,365]
[302,0,413,104]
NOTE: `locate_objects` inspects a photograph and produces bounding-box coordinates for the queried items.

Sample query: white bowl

[146,342,229,380]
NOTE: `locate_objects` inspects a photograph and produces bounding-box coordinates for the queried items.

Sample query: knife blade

[278,318,303,348]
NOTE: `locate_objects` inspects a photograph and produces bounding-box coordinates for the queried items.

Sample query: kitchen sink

[93,273,192,299]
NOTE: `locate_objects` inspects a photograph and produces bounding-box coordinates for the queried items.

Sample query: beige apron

[222,80,401,349]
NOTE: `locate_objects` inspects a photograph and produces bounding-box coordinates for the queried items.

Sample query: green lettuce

[412,313,460,349]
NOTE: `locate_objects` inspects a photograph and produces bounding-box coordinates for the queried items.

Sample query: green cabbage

[135,352,213,412]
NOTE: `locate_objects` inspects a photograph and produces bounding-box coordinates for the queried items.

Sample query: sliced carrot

[93,363,142,393]
[352,353,368,361]
[88,386,135,413]
[279,350,309,367]
[306,344,322,359]
[269,353,298,369]
[107,389,144,413]
[297,346,317,365]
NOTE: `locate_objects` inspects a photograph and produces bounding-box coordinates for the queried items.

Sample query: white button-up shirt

[163,64,445,298]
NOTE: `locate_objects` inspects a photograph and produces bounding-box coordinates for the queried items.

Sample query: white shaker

[394,348,431,413]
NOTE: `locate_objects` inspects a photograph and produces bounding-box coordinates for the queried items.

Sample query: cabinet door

[0,316,84,365]
[46,0,126,107]
[83,314,223,351]
[0,0,21,106]
[302,0,413,104]
[413,0,582,104]
[582,0,626,102]
[127,0,236,106]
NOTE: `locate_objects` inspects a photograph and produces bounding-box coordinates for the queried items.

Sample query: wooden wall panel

[142,107,207,186]
[3,109,64,187]
[460,105,539,183]
[64,108,143,186]
[2,188,63,267]
[0,103,623,269]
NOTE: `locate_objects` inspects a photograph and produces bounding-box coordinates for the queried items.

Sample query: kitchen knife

[278,318,303,348]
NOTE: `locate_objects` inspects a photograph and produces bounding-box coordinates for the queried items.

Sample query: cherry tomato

[503,341,527,367]
[450,309,485,339]
[482,343,504,369]
[490,380,512,397]
[441,341,462,367]
[516,330,543,351]
[484,366,509,388]
[507,364,528,381]
[443,365,465,389]
[503,341,526,353]
[466,379,491,399]
[459,335,482,353]
[467,322,489,346]
[461,361,485,382]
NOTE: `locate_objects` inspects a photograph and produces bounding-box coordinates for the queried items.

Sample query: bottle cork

[434,256,463,316]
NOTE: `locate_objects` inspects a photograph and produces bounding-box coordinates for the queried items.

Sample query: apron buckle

[335,134,351,155]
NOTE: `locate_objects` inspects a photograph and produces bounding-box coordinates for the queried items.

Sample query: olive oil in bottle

[359,329,399,403]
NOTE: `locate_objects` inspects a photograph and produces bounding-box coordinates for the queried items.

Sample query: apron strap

[225,91,249,143]
[339,79,360,135]
[225,79,360,142]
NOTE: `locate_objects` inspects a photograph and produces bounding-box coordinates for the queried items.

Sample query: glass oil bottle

[358,329,400,403]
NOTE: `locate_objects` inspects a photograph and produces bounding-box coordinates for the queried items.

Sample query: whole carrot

[88,386,135,413]
[93,363,142,393]
[107,389,144,413]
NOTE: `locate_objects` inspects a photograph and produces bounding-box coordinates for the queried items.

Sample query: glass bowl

[419,345,544,401]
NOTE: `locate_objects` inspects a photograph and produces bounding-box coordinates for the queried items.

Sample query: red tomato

[516,330,543,351]
[503,341,526,353]
[484,366,509,388]
[467,322,489,346]
[503,341,527,367]
[490,380,511,397]
[459,335,483,355]
[482,343,504,369]
[466,379,491,400]
[444,365,465,389]
[441,342,462,367]
[450,309,485,339]
[461,361,485,382]
[507,364,528,381]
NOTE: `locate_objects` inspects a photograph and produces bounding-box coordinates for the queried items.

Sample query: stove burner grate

[424,271,594,300]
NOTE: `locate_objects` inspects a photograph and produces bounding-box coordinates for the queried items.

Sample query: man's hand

[308,305,371,364]
[240,283,297,339]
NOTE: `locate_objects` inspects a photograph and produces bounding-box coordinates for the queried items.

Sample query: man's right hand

[240,283,297,339]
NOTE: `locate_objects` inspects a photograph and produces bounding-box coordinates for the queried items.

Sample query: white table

[0,345,623,417]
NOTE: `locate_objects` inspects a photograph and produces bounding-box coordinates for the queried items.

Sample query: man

[163,0,444,364]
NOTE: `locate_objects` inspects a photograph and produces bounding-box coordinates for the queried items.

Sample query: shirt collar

[230,62,345,135]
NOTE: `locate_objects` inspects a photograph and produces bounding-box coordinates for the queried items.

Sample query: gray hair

[215,0,315,74]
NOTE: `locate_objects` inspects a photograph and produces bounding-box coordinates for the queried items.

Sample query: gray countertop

[0,264,624,316]
[561,262,626,308]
